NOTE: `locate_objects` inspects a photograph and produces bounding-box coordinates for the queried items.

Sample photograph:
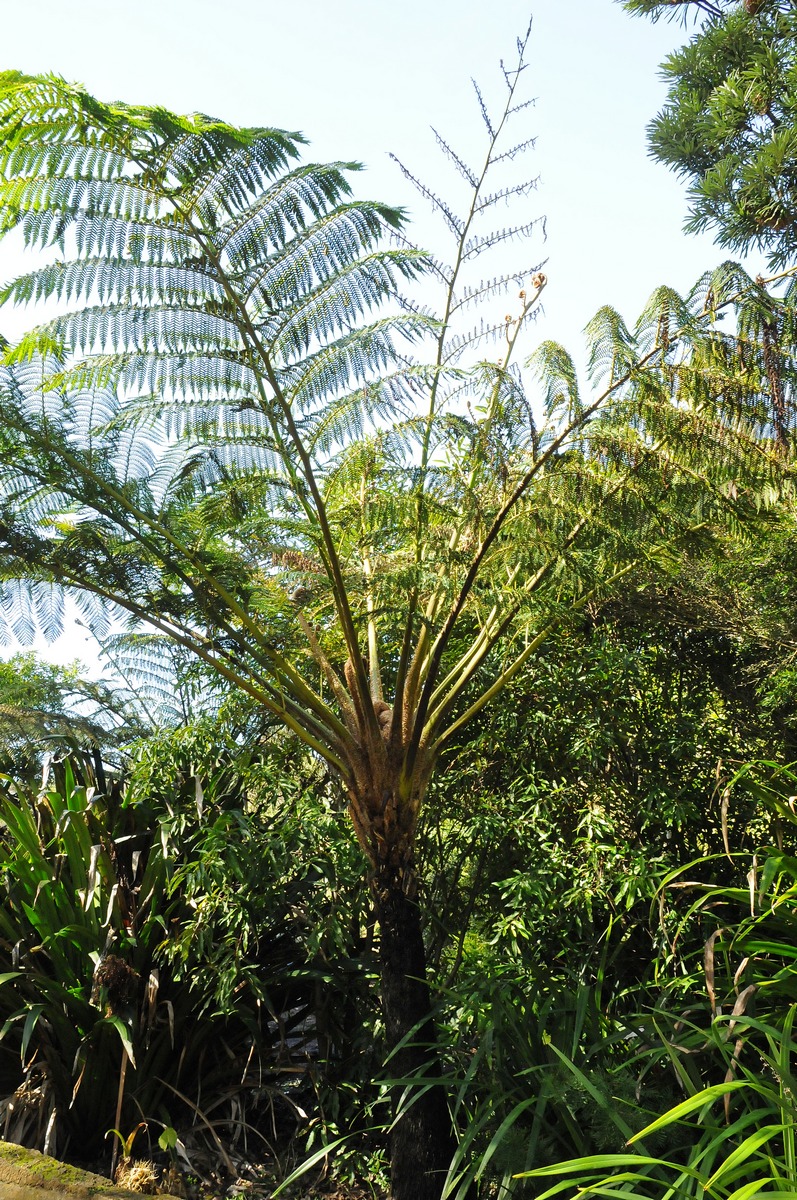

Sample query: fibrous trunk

[374,862,457,1200]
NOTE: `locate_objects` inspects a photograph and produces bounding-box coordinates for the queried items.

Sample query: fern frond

[285,314,430,415]
[635,284,695,355]
[584,306,638,386]
[304,368,422,457]
[471,79,495,139]
[388,155,464,237]
[463,219,543,262]
[529,341,582,424]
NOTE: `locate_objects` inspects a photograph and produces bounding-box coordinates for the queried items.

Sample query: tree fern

[0,39,795,1200]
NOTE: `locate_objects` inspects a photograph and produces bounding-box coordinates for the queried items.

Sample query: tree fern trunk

[375,868,456,1200]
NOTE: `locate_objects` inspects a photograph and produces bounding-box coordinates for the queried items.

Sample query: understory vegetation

[3,567,797,1199]
[2,2,797,1198]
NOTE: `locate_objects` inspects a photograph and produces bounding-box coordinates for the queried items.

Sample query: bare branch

[389,155,464,237]
[471,80,495,138]
[431,129,478,187]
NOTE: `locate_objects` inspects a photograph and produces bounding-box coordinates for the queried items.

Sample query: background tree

[622,0,797,266]
[0,713,371,1178]
[619,0,797,745]
[0,653,143,778]
[0,33,793,1199]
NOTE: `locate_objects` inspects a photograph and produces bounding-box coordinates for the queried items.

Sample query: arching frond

[635,284,696,356]
[584,306,638,386]
[530,341,582,423]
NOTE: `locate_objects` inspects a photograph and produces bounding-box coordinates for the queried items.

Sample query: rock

[0,1141,158,1199]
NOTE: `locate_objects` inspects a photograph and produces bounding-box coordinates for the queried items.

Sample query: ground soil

[0,1142,387,1200]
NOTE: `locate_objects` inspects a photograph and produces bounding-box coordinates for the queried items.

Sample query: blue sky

[0,0,762,664]
[1,0,758,342]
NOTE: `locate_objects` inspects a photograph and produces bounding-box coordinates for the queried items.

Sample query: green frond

[267,251,428,363]
[0,70,305,191]
[16,303,243,361]
[304,368,422,457]
[50,349,256,403]
[0,73,426,566]
[284,313,430,415]
[0,576,116,647]
[241,205,422,321]
[634,284,695,355]
[528,340,582,424]
[0,258,225,310]
[689,260,759,315]
[168,129,308,223]
[219,166,382,265]
[584,306,638,387]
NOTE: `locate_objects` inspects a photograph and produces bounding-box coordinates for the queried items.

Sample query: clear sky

[0,0,763,666]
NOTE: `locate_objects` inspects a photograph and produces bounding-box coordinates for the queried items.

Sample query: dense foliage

[0,726,379,1183]
[1,11,797,1200]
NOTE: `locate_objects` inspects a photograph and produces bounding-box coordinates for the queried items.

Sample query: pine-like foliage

[622,0,724,20]
[623,0,797,266]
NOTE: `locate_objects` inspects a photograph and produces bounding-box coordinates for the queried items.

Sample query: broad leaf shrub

[397,612,763,1199]
[515,761,797,1199]
[0,732,374,1179]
